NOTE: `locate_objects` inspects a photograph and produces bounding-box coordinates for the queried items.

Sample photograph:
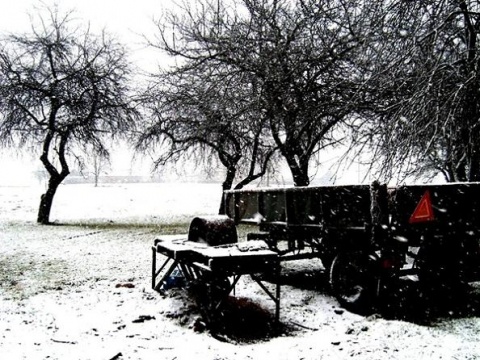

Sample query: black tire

[329,252,379,314]
[415,239,464,292]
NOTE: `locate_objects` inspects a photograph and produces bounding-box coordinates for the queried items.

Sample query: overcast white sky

[0,0,178,72]
[0,0,166,34]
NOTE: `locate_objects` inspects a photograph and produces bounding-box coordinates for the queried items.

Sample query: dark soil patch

[207,296,293,343]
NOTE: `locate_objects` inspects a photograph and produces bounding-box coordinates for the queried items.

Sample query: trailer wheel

[329,252,378,314]
[415,238,464,291]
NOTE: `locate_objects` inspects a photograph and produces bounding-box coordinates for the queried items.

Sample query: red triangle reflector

[409,190,435,224]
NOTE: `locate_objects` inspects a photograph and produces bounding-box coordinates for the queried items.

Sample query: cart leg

[250,266,281,324]
[275,263,281,324]
[154,260,180,292]
[152,246,181,292]
[151,246,157,290]
[180,263,195,281]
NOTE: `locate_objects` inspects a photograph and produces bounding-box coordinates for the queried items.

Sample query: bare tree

[355,0,480,183]
[91,153,110,187]
[138,62,278,212]
[0,6,138,224]
[83,148,110,187]
[149,0,373,186]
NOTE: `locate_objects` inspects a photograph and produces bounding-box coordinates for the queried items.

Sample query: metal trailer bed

[224,182,480,313]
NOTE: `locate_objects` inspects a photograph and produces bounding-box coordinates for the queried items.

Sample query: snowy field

[0,182,223,225]
[1,183,480,360]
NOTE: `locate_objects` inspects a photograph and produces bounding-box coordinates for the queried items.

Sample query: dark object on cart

[224,182,480,314]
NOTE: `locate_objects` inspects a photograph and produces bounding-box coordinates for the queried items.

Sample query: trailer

[223,182,480,313]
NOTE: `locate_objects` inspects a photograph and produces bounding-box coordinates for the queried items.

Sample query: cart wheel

[329,252,378,314]
[194,275,231,325]
[207,275,231,300]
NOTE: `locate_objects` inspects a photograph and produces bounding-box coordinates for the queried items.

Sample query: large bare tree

[356,0,480,183]
[150,0,373,186]
[0,7,138,224]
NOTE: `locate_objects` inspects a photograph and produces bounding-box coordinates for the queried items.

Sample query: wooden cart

[151,218,281,322]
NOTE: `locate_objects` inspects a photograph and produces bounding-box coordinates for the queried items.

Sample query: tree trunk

[468,149,480,182]
[218,166,237,215]
[37,130,70,224]
[37,176,63,224]
[284,153,310,187]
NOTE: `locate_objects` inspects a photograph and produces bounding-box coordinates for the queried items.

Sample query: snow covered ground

[1,183,480,360]
[0,182,223,225]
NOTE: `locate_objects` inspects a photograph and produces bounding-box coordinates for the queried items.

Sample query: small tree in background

[76,146,111,187]
[91,152,110,187]
[0,5,138,224]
